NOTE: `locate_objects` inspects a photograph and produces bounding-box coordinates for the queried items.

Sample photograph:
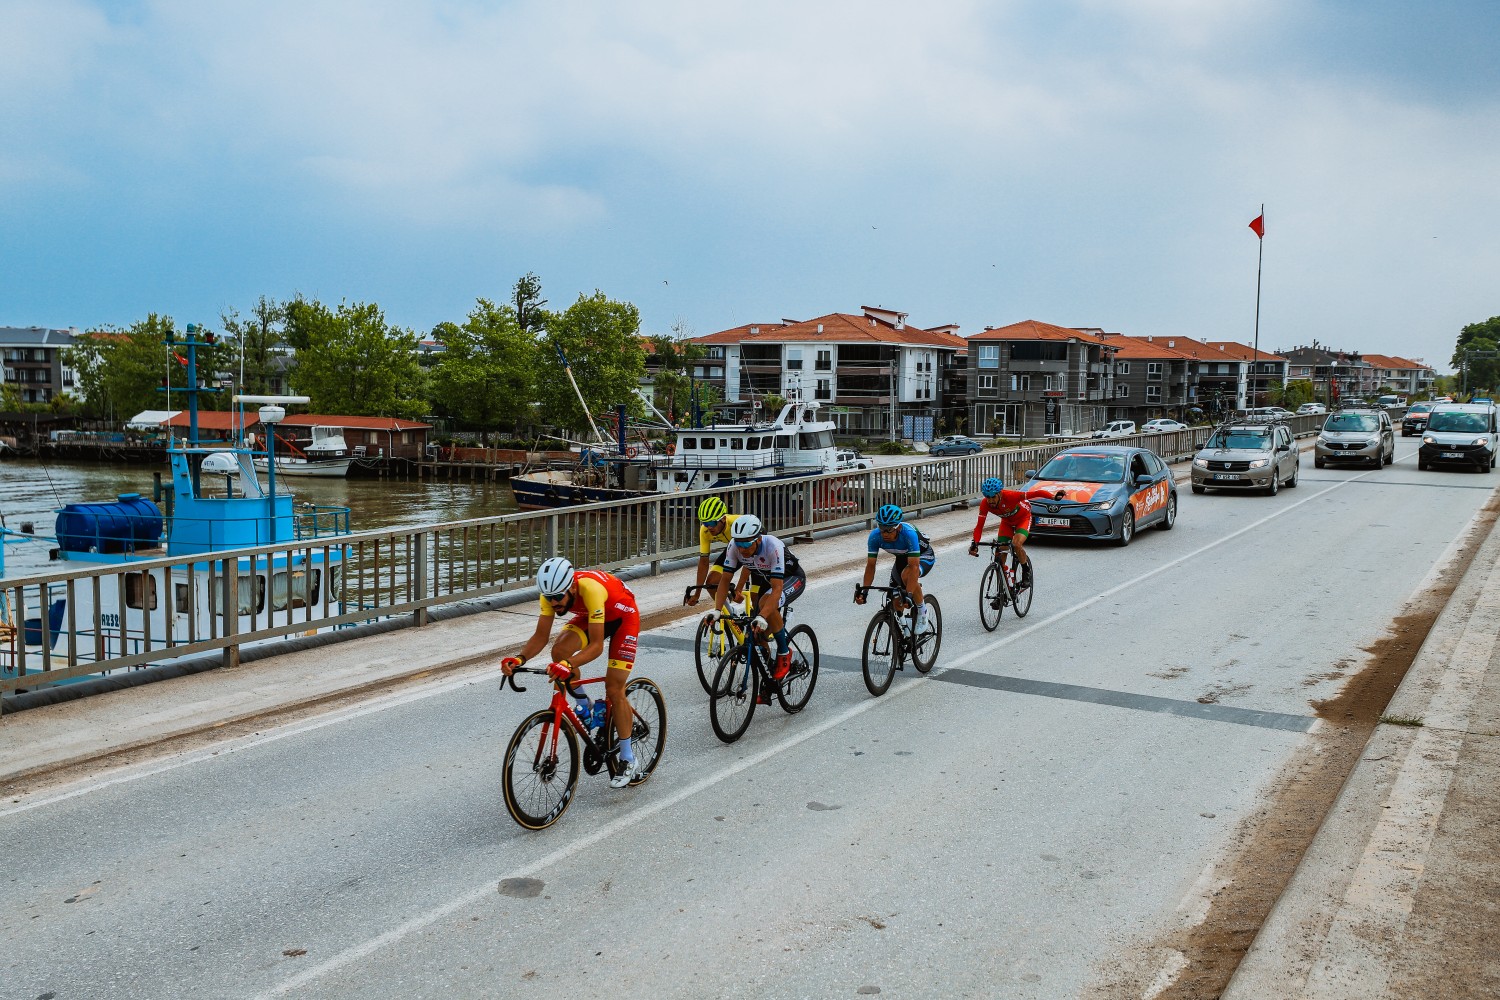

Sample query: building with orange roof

[692,307,964,437]
[1083,330,1202,419]
[1360,354,1438,396]
[965,320,1118,436]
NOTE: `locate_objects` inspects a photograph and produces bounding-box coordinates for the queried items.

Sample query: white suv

[1091,420,1137,439]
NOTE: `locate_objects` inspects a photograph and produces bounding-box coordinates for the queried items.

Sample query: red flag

[1248,214,1264,239]
[172,351,188,366]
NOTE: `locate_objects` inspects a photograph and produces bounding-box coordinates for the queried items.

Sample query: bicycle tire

[911,594,942,673]
[779,624,820,713]
[693,617,716,694]
[1011,561,1033,618]
[861,610,900,696]
[501,709,580,831]
[979,562,1004,631]
[710,648,757,743]
[622,677,667,785]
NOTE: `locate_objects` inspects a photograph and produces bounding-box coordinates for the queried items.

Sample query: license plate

[1442,452,1463,458]
[1212,473,1240,480]
[1036,516,1070,527]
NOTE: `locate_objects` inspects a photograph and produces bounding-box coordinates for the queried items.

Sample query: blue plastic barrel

[55,493,163,554]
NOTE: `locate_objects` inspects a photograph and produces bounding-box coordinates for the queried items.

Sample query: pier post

[648,501,661,576]
[412,531,430,627]
[545,514,559,558]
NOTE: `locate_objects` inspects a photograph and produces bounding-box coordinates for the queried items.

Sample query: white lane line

[256,473,1389,995]
[1,466,1383,819]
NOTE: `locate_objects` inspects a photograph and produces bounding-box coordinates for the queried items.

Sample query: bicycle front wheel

[861,610,900,696]
[779,625,820,713]
[979,562,1004,631]
[1012,560,1033,618]
[623,677,667,785]
[693,617,718,694]
[710,648,757,743]
[501,710,580,831]
[911,594,942,673]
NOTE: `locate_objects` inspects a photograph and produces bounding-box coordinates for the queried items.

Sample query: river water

[0,459,520,579]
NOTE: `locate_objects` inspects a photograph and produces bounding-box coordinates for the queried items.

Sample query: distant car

[928,435,982,456]
[1242,406,1296,422]
[1141,418,1188,433]
[1402,402,1435,437]
[1296,403,1327,415]
[1315,408,1396,469]
[1376,394,1407,409]
[1419,404,1497,472]
[1470,397,1494,406]
[1021,446,1177,546]
[1433,396,1454,403]
[835,449,873,471]
[1091,420,1137,439]
[1193,421,1300,495]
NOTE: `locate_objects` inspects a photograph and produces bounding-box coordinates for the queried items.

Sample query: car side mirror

[1023,468,1037,479]
[1134,472,1151,484]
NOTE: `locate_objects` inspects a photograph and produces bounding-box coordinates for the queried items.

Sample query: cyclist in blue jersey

[855,504,935,631]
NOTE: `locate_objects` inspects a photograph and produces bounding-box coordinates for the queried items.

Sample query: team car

[1020,445,1178,547]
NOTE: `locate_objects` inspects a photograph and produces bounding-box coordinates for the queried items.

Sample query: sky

[3,0,1498,372]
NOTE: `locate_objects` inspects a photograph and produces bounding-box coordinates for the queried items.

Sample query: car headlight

[1248,458,1270,469]
[1318,436,1332,445]
[1089,497,1119,511]
[1475,437,1491,447]
[1366,438,1380,447]
[1193,457,1208,469]
[1423,435,1436,444]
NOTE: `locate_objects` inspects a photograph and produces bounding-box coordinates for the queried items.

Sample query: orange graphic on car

[1027,481,1105,503]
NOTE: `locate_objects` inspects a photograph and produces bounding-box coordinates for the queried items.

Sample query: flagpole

[1252,203,1263,407]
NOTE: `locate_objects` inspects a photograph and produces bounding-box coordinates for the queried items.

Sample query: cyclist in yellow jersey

[685,496,746,606]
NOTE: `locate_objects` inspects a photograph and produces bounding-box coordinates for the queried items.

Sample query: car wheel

[1287,460,1299,488]
[1373,450,1384,469]
[1116,508,1135,547]
[1315,457,1325,468]
[1191,484,1205,495]
[1418,460,1428,471]
[1157,491,1177,530]
[1266,472,1279,497]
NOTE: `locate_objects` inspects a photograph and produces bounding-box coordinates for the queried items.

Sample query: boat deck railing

[668,452,779,471]
[0,425,1226,696]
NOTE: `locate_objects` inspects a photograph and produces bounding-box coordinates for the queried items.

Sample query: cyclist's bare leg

[901,560,924,608]
[604,664,633,740]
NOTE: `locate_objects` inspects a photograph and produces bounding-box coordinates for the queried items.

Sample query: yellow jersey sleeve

[576,577,608,624]
[699,513,738,555]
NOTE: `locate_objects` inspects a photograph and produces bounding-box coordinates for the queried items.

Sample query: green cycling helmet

[698,496,729,524]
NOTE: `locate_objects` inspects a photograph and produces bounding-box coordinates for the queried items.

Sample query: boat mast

[554,343,610,447]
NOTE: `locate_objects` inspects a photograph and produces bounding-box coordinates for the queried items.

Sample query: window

[681,438,696,449]
[125,572,158,611]
[798,430,834,449]
[816,350,832,371]
[1116,361,1130,375]
[213,574,266,616]
[270,569,320,611]
[816,379,832,400]
[174,582,190,614]
[1116,384,1130,398]
[1147,363,1163,380]
[978,345,1000,369]
[787,348,803,370]
[1044,375,1055,390]
[730,437,743,450]
[1011,374,1031,391]
[979,375,996,390]
[1146,385,1162,402]
[775,435,792,448]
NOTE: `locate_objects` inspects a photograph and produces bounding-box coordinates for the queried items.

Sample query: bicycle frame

[502,668,613,761]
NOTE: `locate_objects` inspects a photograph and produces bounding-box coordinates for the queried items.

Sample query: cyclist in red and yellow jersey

[500,557,642,788]
[968,476,1032,589]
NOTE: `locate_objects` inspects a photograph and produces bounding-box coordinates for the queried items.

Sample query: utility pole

[889,352,898,442]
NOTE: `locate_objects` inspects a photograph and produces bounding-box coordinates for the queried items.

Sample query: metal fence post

[863,471,875,523]
[545,514,559,558]
[648,500,661,576]
[413,531,430,627]
[801,478,814,533]
[221,561,240,669]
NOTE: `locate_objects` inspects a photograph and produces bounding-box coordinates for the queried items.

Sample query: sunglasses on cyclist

[733,537,758,549]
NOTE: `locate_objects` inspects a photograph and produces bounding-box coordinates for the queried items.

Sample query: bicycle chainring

[582,742,606,776]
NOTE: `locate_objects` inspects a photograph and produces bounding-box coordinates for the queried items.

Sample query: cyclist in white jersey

[704,514,806,692]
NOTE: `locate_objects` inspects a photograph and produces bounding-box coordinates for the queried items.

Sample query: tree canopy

[64,314,235,421]
[285,299,427,418]
[428,298,539,430]
[535,291,647,434]
[220,296,288,396]
[1453,316,1500,395]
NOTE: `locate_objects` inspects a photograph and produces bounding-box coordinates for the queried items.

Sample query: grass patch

[1378,713,1425,728]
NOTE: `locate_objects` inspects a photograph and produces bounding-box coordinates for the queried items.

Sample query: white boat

[510,381,844,509]
[252,425,353,478]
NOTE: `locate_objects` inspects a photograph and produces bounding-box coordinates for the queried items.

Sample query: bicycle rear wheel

[710,648,757,743]
[911,594,942,673]
[979,562,1004,631]
[861,610,900,696]
[501,710,580,831]
[621,677,667,785]
[779,625,820,713]
[1011,559,1033,618]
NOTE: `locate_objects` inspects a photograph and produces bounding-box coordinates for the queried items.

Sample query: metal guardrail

[1,425,1270,694]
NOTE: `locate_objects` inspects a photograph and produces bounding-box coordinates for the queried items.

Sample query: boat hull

[252,457,352,478]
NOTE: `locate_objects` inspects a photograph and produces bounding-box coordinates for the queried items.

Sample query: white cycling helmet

[730,514,763,540]
[536,556,575,598]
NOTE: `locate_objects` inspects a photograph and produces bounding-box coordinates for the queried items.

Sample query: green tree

[646,327,710,425]
[221,296,287,396]
[1452,317,1500,395]
[512,272,548,338]
[63,315,235,421]
[286,299,427,418]
[428,299,539,431]
[536,291,646,432]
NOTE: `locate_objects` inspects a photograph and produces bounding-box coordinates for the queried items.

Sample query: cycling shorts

[745,561,807,610]
[997,508,1032,540]
[561,609,640,672]
[888,551,935,588]
[707,548,730,574]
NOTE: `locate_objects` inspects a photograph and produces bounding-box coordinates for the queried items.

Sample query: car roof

[1054,445,1138,456]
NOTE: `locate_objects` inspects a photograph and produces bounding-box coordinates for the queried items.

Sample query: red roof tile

[1203,341,1287,362]
[967,320,1110,345]
[1100,335,1199,361]
[741,312,962,350]
[278,414,431,431]
[162,410,256,431]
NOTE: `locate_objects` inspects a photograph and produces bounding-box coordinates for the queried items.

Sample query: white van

[1091,420,1137,439]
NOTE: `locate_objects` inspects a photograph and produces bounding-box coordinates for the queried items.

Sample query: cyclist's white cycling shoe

[610,758,640,789]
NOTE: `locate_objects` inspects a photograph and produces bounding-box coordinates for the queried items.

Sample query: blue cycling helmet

[981,477,1003,499]
[876,503,903,527]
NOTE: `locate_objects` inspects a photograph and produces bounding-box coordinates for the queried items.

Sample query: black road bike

[701,603,819,743]
[978,537,1032,631]
[854,583,942,696]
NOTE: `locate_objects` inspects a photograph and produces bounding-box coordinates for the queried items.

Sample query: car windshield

[1428,412,1488,433]
[1410,404,1432,413]
[1324,413,1379,432]
[1206,428,1270,449]
[1037,453,1126,483]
